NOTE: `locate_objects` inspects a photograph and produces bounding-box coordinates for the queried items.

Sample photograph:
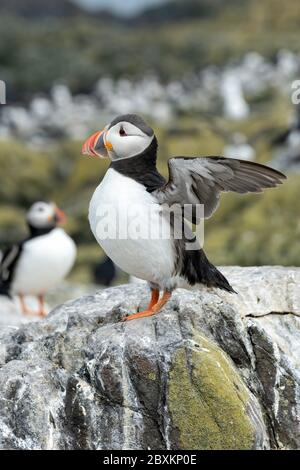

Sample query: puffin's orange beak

[82,129,109,158]
[54,206,66,224]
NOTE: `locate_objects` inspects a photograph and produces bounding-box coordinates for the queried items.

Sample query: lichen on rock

[168,335,258,450]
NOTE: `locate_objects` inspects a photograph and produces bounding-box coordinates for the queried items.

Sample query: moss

[148,372,157,381]
[167,334,255,450]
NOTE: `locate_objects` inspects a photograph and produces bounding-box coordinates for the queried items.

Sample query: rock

[219,266,300,317]
[0,282,99,328]
[0,267,299,450]
[0,296,32,327]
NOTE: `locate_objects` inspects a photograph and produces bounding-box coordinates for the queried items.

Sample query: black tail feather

[181,249,236,293]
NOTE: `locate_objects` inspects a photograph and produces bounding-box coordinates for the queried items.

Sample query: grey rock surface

[0,281,99,328]
[0,267,299,450]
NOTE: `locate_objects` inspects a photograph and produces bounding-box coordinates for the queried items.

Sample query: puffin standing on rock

[0,201,76,317]
[82,114,286,322]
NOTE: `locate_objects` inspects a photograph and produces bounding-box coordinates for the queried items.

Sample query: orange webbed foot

[122,289,172,322]
[122,310,156,322]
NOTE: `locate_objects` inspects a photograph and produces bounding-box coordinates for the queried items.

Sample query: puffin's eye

[119,127,127,136]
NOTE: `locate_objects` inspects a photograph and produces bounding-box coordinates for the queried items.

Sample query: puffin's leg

[123,290,171,322]
[19,294,34,315]
[37,294,47,318]
[122,288,159,322]
[147,288,160,310]
[150,290,172,314]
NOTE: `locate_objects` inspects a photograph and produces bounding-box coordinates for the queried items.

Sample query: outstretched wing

[152,156,286,222]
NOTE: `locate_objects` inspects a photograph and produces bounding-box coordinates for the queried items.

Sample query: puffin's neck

[28,224,56,239]
[109,137,166,192]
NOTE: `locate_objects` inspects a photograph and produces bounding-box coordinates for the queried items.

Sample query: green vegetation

[168,334,255,449]
[0,0,300,97]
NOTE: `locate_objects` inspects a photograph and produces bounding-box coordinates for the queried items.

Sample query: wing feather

[152,156,286,221]
[0,245,22,282]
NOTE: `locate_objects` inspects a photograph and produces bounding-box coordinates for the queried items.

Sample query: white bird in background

[221,71,250,121]
[223,133,255,161]
[82,114,285,322]
[0,201,77,317]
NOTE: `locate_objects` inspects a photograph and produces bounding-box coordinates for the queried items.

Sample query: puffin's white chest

[89,168,175,284]
[12,228,77,295]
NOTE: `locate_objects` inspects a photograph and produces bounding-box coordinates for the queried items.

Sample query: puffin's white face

[26,201,66,229]
[82,114,154,161]
[104,121,154,160]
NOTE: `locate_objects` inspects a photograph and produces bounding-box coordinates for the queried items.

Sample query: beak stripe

[82,130,104,157]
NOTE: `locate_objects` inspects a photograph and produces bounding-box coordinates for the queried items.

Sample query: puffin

[0,201,77,317]
[82,114,286,322]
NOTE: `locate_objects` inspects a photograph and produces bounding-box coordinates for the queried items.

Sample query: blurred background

[0,0,299,290]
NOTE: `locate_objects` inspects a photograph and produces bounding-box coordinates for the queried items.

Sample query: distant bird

[221,71,249,120]
[271,105,300,171]
[82,114,286,322]
[0,201,76,317]
[223,133,255,161]
[93,256,116,287]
